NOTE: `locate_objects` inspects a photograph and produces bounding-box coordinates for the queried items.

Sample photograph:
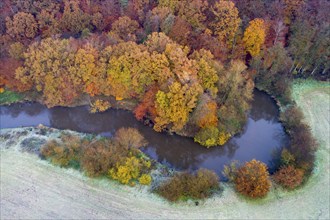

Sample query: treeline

[1,0,328,77]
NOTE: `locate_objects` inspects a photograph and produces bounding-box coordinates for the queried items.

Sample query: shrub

[108,156,152,185]
[273,165,304,190]
[280,106,317,175]
[280,106,304,130]
[114,127,148,149]
[290,123,317,173]
[81,140,126,177]
[139,174,152,185]
[194,126,219,147]
[90,99,111,113]
[157,169,219,202]
[218,132,231,145]
[222,160,240,182]
[188,169,220,199]
[194,127,230,147]
[40,127,150,179]
[109,156,141,184]
[235,159,271,198]
[280,148,295,166]
[41,135,82,168]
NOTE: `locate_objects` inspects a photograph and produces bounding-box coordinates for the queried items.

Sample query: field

[1,80,329,219]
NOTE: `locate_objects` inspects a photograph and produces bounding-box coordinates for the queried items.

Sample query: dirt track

[1,80,329,219]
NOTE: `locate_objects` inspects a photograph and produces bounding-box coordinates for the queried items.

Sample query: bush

[188,169,220,199]
[290,123,317,173]
[157,169,219,202]
[274,166,304,190]
[194,127,219,147]
[280,106,304,131]
[114,127,148,149]
[194,126,231,147]
[223,160,240,182]
[235,159,271,198]
[108,156,151,185]
[280,106,317,175]
[81,140,126,177]
[218,131,231,145]
[139,174,152,185]
[41,127,151,180]
[90,99,111,113]
[280,148,295,166]
[41,134,83,168]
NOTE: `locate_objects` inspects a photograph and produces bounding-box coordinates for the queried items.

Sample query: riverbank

[1,80,329,219]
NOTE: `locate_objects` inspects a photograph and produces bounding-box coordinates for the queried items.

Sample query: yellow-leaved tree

[209,0,241,45]
[154,81,202,132]
[190,49,219,97]
[104,42,154,100]
[243,18,266,57]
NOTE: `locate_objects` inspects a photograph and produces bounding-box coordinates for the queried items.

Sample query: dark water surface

[0,90,288,176]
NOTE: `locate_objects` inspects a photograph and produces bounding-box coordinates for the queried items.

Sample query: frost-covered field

[1,80,329,219]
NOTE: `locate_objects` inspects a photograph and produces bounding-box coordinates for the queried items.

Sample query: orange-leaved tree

[273,165,304,189]
[235,159,271,198]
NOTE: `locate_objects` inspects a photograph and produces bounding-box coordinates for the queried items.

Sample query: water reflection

[0,90,288,176]
[249,91,279,122]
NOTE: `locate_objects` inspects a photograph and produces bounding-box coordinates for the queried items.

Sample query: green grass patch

[0,90,24,105]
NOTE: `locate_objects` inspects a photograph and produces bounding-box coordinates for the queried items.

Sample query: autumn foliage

[0,58,29,92]
[134,86,158,121]
[157,169,219,202]
[41,134,84,168]
[243,18,266,57]
[273,165,305,190]
[108,156,152,185]
[234,160,271,198]
[41,128,153,185]
[210,0,241,44]
[90,100,111,113]
[114,127,148,149]
[6,12,38,40]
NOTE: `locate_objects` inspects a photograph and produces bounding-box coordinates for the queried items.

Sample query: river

[0,90,288,176]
